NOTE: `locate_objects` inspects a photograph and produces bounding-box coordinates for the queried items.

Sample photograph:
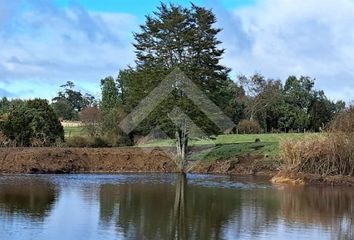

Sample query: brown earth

[0,147,177,174]
[0,147,276,176]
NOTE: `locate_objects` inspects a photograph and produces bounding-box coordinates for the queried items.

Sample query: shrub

[66,136,90,148]
[237,120,262,134]
[80,107,101,138]
[66,136,109,148]
[0,131,8,147]
[91,137,109,148]
[328,106,354,134]
[99,107,132,147]
[0,99,64,147]
[280,133,354,176]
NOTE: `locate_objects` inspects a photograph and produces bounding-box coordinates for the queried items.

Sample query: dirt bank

[0,148,177,174]
[271,171,354,186]
[1,148,353,186]
[0,147,278,176]
[191,155,279,176]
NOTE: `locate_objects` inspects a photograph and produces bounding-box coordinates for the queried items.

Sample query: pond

[0,174,352,240]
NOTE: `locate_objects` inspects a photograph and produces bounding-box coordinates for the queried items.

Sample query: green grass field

[139,133,318,147]
[139,133,320,162]
[64,126,319,162]
[188,142,279,162]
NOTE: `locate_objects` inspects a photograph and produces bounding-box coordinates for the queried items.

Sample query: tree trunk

[175,120,189,173]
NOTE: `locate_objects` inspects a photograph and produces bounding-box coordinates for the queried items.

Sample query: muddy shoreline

[0,147,353,186]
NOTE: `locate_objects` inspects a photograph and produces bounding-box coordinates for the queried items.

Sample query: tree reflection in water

[0,174,351,239]
[0,178,56,220]
[99,174,244,239]
[277,186,354,240]
[171,173,187,239]
[98,175,353,239]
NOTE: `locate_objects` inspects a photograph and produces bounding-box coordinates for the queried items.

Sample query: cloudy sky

[1,0,354,102]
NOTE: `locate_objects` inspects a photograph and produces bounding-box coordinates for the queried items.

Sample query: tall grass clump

[280,107,354,176]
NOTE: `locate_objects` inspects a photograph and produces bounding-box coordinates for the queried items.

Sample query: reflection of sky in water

[0,174,352,240]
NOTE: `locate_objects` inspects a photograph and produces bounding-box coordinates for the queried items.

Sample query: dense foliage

[0,98,64,147]
[52,81,96,120]
[239,74,345,132]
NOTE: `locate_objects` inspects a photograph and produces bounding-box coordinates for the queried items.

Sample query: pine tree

[133,4,230,91]
[118,3,243,136]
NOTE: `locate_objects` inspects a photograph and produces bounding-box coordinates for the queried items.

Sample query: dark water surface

[0,174,352,240]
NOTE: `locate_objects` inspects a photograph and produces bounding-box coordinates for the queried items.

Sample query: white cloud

[218,0,354,101]
[2,0,354,102]
[0,0,137,99]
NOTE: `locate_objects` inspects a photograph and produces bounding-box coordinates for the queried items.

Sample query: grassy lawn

[189,142,279,162]
[64,126,84,138]
[65,129,318,145]
[139,133,321,162]
[64,127,320,163]
[138,133,319,147]
[214,133,317,144]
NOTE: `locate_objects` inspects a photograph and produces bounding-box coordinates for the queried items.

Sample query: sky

[0,0,354,102]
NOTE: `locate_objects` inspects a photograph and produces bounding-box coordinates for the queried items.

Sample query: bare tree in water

[175,119,189,173]
[170,107,216,173]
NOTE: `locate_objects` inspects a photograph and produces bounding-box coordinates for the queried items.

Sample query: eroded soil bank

[0,147,277,175]
[0,148,177,174]
[0,147,353,186]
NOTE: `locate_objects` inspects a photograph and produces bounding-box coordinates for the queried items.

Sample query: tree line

[0,3,347,147]
[94,3,345,144]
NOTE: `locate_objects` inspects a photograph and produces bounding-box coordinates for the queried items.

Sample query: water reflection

[99,174,245,239]
[171,173,187,239]
[99,174,353,239]
[278,186,354,239]
[0,177,56,220]
[0,174,352,240]
[99,178,176,239]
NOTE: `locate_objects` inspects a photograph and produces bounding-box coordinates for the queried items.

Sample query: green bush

[0,99,64,147]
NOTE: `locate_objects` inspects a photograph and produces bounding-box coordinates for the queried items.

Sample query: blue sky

[53,0,256,15]
[1,0,354,102]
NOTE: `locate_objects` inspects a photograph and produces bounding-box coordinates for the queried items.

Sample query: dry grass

[280,133,354,176]
[328,106,354,134]
[280,106,354,176]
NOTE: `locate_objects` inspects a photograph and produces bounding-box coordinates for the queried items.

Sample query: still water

[0,174,352,240]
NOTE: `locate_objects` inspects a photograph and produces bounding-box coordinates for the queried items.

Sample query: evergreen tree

[118,3,243,136]
[100,76,120,113]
